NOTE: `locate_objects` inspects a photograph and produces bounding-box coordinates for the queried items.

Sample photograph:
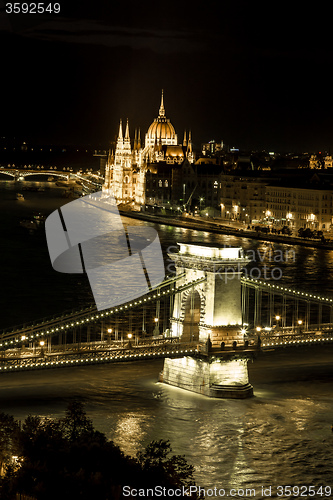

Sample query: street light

[40,340,45,357]
[153,317,159,336]
[199,197,204,211]
[275,315,281,332]
[107,328,113,344]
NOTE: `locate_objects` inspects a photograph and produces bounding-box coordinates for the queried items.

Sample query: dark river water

[1,180,333,497]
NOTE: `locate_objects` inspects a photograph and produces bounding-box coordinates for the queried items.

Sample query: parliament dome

[145,91,178,147]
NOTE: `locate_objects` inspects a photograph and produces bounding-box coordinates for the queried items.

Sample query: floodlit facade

[219,174,268,224]
[103,91,194,208]
[265,184,333,231]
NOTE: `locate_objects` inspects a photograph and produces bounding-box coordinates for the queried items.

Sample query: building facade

[265,182,333,231]
[103,92,194,208]
[219,174,268,224]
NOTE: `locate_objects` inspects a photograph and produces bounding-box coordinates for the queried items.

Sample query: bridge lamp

[275,315,281,321]
[297,320,303,325]
[154,317,159,323]
[127,334,133,339]
[39,341,45,356]
[21,335,26,341]
[107,328,112,333]
[256,326,261,332]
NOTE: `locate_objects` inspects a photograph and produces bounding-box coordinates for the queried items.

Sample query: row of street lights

[219,206,319,227]
[252,316,303,333]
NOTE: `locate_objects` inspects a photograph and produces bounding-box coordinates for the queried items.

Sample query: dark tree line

[298,228,325,240]
[0,401,200,500]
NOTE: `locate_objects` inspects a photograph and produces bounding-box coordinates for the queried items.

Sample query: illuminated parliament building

[103,91,195,208]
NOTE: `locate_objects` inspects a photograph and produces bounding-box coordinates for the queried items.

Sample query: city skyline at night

[2,2,333,497]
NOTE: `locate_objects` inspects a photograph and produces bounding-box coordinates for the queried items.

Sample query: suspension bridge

[1,265,332,368]
[0,168,103,188]
[1,243,332,397]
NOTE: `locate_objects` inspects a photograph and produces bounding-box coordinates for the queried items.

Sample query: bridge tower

[161,243,254,398]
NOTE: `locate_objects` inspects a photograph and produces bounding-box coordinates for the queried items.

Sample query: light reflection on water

[0,351,333,492]
[2,182,333,492]
[113,413,148,456]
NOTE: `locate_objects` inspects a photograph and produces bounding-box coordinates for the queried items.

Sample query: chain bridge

[0,168,103,188]
[1,243,332,397]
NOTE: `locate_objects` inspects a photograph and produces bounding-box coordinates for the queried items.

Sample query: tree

[298,227,314,238]
[0,403,201,500]
[282,225,292,235]
[137,440,198,493]
[60,400,95,442]
[0,413,20,474]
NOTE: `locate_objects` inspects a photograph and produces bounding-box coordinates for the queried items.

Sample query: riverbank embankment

[119,210,333,250]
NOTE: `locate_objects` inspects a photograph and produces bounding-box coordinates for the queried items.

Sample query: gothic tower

[103,91,194,207]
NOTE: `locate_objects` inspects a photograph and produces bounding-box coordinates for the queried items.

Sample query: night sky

[1,1,333,152]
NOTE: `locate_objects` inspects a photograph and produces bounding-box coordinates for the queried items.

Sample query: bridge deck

[1,328,333,373]
[2,272,333,373]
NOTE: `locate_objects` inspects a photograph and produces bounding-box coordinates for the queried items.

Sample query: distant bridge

[0,168,103,187]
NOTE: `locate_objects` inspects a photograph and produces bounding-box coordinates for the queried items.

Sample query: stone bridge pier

[161,243,254,398]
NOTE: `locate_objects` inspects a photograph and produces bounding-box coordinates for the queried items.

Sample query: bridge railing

[0,339,202,372]
[261,329,333,347]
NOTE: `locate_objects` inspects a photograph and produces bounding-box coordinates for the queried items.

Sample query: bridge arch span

[181,288,202,342]
[179,283,206,324]
[0,170,16,178]
[22,171,70,180]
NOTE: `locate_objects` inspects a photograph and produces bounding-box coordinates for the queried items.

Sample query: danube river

[1,180,333,496]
